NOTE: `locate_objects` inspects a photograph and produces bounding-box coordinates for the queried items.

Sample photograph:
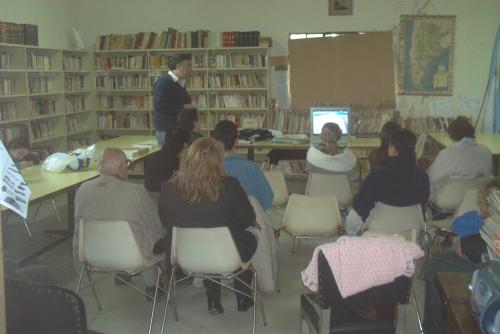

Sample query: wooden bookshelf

[94,46,270,137]
[0,43,96,155]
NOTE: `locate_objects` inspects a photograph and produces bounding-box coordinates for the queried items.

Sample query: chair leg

[148,266,162,334]
[75,264,85,294]
[275,235,280,292]
[254,270,267,326]
[51,199,63,224]
[252,269,257,334]
[84,267,102,311]
[411,283,424,334]
[160,266,177,334]
[22,219,32,237]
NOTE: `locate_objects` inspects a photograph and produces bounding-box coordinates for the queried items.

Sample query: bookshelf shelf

[0,117,29,125]
[209,87,267,92]
[95,89,150,93]
[66,110,94,115]
[95,69,150,73]
[31,134,66,144]
[97,127,150,132]
[28,92,64,97]
[0,69,25,73]
[30,113,66,120]
[208,67,267,71]
[64,70,91,74]
[0,94,27,99]
[67,128,94,136]
[26,70,62,73]
[64,90,92,95]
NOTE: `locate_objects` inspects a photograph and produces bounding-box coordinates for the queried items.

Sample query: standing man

[153,54,192,146]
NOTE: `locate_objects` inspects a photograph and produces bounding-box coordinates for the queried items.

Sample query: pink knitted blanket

[301,236,423,298]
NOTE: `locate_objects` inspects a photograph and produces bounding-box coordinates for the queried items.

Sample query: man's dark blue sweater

[153,74,190,132]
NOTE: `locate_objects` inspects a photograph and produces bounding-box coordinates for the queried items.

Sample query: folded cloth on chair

[301,235,423,298]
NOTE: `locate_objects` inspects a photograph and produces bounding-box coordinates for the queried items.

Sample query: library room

[1,0,500,333]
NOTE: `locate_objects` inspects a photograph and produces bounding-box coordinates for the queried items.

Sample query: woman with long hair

[159,137,257,314]
[367,120,401,171]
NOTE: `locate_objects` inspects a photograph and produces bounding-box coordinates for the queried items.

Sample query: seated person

[7,137,40,169]
[214,120,274,210]
[159,138,257,314]
[144,128,190,195]
[345,128,430,235]
[367,121,401,171]
[73,148,163,295]
[177,107,203,144]
[427,116,492,195]
[306,122,357,173]
[423,178,499,334]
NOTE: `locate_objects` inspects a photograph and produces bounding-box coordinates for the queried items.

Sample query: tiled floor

[4,185,426,334]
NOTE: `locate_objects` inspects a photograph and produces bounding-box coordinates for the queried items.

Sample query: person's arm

[158,182,170,228]
[352,173,379,221]
[252,166,274,210]
[139,187,163,237]
[227,178,256,229]
[426,149,451,187]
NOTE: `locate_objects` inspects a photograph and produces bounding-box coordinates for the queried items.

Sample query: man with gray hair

[73,148,163,296]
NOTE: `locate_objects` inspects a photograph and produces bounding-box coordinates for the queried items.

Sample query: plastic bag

[41,153,78,173]
[71,144,95,170]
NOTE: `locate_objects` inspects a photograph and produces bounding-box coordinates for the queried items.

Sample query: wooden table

[436,272,481,334]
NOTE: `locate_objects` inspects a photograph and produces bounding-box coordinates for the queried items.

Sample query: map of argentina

[399,16,456,95]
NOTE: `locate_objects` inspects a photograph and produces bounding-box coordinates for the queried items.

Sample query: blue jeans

[423,252,476,334]
[156,130,166,147]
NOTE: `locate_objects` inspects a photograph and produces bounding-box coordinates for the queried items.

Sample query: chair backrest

[453,188,479,218]
[317,251,411,308]
[282,194,341,236]
[263,169,289,207]
[415,132,427,160]
[79,219,145,271]
[6,278,89,334]
[305,172,353,208]
[365,202,425,235]
[432,178,482,211]
[172,227,242,275]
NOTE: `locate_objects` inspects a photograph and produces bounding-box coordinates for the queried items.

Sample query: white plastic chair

[74,219,165,334]
[415,132,428,160]
[264,169,289,208]
[160,227,267,334]
[281,194,342,253]
[431,178,482,212]
[305,173,353,209]
[365,202,426,235]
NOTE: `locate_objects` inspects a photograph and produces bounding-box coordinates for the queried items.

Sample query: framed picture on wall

[329,0,353,16]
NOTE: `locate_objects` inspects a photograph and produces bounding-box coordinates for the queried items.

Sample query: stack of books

[96,55,148,70]
[350,109,394,136]
[480,190,500,261]
[64,75,85,91]
[31,121,54,139]
[95,75,148,90]
[0,22,38,46]
[209,93,267,109]
[96,95,150,109]
[63,56,83,71]
[29,99,56,116]
[0,52,11,69]
[28,78,53,94]
[65,96,86,113]
[221,31,260,47]
[27,54,51,70]
[270,109,310,134]
[66,116,84,133]
[0,78,15,95]
[0,102,19,121]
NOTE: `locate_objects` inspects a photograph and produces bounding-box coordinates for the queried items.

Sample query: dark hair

[7,137,30,151]
[164,128,190,153]
[177,108,199,132]
[213,120,238,150]
[169,54,192,71]
[447,116,475,141]
[379,121,401,147]
[388,128,417,162]
[322,122,342,141]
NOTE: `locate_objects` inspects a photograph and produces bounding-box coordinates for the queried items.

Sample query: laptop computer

[310,107,350,146]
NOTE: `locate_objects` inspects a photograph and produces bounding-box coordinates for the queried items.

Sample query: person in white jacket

[427,116,492,194]
[306,122,357,173]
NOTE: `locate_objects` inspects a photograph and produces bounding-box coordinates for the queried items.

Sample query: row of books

[0,102,19,121]
[150,54,206,69]
[0,78,15,95]
[29,99,56,116]
[96,95,150,109]
[96,30,261,50]
[66,116,84,133]
[28,78,54,94]
[64,76,85,91]
[0,52,11,69]
[191,94,207,109]
[187,73,206,89]
[402,116,462,133]
[63,56,84,71]
[351,109,394,135]
[27,53,51,71]
[210,112,267,129]
[208,72,266,89]
[97,112,150,129]
[270,109,310,134]
[0,125,27,143]
[68,137,92,151]
[0,22,38,46]
[65,96,86,113]
[31,121,54,139]
[210,93,267,109]
[96,55,148,70]
[208,54,266,68]
[480,191,500,260]
[31,147,51,161]
[95,75,148,90]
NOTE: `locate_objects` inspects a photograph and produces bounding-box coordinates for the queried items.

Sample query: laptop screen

[310,108,350,136]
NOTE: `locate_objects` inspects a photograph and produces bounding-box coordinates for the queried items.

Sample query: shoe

[237,298,253,312]
[145,286,164,301]
[208,300,224,314]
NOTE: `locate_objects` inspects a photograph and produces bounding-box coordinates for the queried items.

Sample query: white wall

[75,0,499,117]
[0,0,78,49]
